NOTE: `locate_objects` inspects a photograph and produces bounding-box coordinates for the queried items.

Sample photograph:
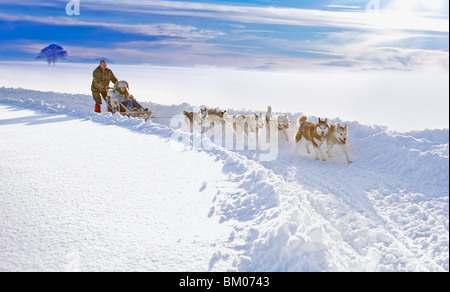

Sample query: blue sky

[0,0,448,70]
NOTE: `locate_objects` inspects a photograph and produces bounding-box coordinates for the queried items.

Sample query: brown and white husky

[294,116,330,161]
[326,123,353,163]
[181,107,208,133]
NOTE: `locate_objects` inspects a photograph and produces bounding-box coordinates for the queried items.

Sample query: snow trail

[0,87,448,271]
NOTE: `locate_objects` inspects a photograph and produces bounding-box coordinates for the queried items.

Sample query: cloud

[81,0,449,32]
[326,5,362,10]
[0,12,222,40]
[5,0,445,35]
[307,30,449,70]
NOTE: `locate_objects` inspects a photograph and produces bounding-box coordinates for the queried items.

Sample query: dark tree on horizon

[36,44,68,65]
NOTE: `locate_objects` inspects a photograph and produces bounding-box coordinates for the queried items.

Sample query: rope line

[149,116,298,124]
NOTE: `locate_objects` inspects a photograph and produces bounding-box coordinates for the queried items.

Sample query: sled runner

[119,108,153,123]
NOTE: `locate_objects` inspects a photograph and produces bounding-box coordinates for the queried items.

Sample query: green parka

[91,66,118,92]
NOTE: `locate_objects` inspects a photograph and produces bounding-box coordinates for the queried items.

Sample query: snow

[0,103,234,271]
[0,84,448,271]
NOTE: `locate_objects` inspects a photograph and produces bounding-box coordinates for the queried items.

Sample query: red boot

[94,104,101,113]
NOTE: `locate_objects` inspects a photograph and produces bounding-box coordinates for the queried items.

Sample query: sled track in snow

[0,88,448,271]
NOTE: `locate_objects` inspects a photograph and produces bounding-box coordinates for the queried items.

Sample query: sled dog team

[89,61,351,163]
[182,106,352,164]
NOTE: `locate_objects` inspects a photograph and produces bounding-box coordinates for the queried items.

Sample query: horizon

[1,60,448,132]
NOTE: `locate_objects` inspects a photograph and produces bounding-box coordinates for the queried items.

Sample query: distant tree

[36,44,68,65]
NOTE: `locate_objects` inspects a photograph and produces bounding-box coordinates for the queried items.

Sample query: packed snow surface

[0,87,448,272]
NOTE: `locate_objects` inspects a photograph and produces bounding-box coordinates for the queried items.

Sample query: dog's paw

[348,160,353,164]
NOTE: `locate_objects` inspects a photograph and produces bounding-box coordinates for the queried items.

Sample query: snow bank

[0,87,448,271]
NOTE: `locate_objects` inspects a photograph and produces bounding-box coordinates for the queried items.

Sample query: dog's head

[333,123,349,145]
[199,107,209,121]
[316,118,330,138]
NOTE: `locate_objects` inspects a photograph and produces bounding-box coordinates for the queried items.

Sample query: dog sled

[106,96,153,122]
[105,80,153,122]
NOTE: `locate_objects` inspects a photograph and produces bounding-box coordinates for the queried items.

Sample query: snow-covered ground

[0,86,448,272]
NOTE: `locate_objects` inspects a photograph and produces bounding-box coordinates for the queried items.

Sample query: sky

[0,0,448,71]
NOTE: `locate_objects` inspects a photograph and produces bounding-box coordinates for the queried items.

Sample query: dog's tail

[298,115,308,126]
[295,116,308,143]
[266,105,272,123]
[182,110,194,122]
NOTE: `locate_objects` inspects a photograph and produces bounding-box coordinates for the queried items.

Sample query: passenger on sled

[107,80,149,113]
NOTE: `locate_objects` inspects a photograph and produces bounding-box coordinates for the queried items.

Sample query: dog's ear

[344,124,348,130]
[337,123,341,128]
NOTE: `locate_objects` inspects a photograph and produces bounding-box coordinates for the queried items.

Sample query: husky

[206,108,227,119]
[204,108,227,137]
[326,123,353,163]
[266,106,290,141]
[294,116,330,161]
[181,107,208,133]
[222,112,243,128]
[249,113,266,136]
[206,108,226,128]
[223,112,266,145]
